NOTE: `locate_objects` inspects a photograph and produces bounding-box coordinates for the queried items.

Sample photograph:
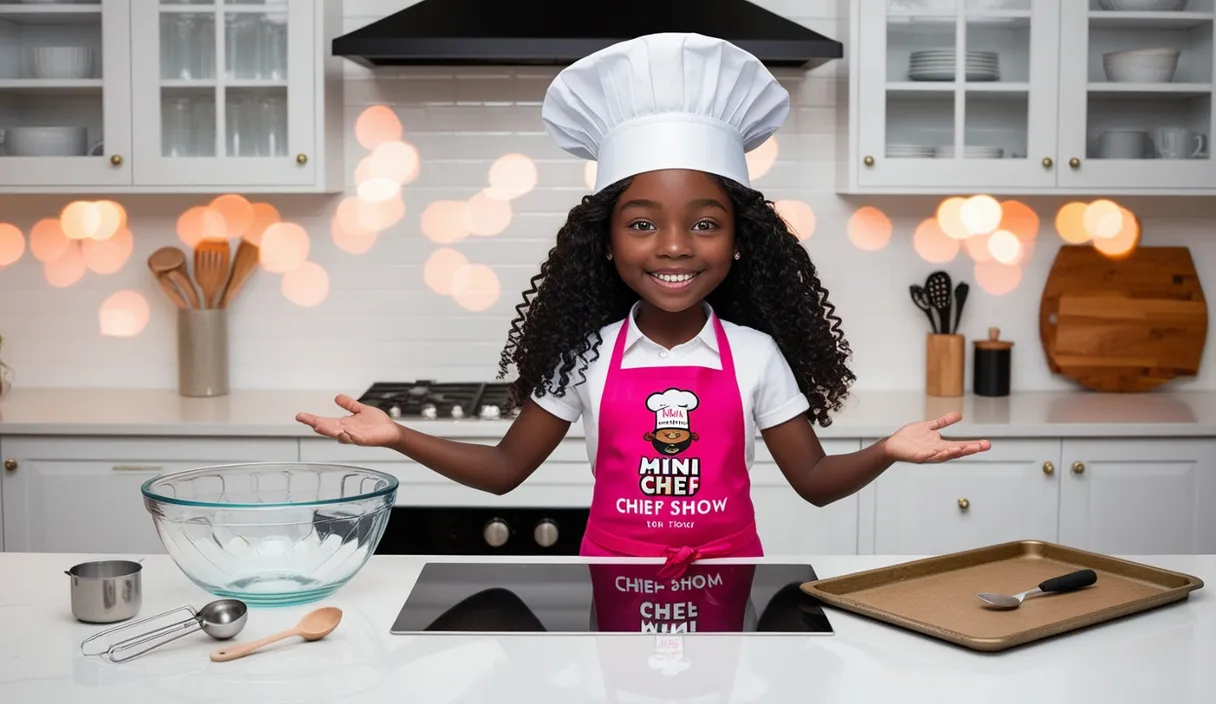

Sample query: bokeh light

[935,197,969,240]
[912,217,959,263]
[98,290,150,337]
[355,105,403,150]
[1083,199,1123,239]
[259,222,310,273]
[1055,202,1090,243]
[243,202,280,246]
[974,259,1022,295]
[0,223,25,267]
[281,261,330,307]
[465,190,513,236]
[746,136,778,181]
[209,194,255,239]
[847,206,892,251]
[1093,206,1140,258]
[60,200,122,241]
[29,218,70,263]
[177,206,227,249]
[986,229,1022,265]
[331,206,378,255]
[424,248,469,296]
[367,140,420,185]
[485,153,537,201]
[959,195,1001,236]
[451,263,501,311]
[963,232,992,263]
[82,227,134,274]
[421,200,471,243]
[44,241,87,288]
[773,200,816,241]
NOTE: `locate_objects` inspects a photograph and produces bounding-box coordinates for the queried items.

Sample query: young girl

[297,32,990,579]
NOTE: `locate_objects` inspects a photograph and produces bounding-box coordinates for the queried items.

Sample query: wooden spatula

[148,246,200,309]
[193,239,230,308]
[219,240,259,308]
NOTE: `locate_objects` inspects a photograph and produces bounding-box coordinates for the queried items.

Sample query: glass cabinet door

[1057,0,1215,192]
[129,0,315,188]
[857,0,1059,191]
[0,0,131,188]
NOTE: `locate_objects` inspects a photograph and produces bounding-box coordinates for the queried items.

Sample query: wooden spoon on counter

[147,246,198,309]
[209,606,342,662]
[219,239,259,308]
[193,239,230,308]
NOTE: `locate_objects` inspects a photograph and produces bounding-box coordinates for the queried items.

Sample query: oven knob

[388,405,402,419]
[483,518,510,548]
[534,519,559,548]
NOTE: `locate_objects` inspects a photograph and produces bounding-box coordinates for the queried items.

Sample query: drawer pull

[112,465,162,472]
[1071,461,1085,475]
[957,497,970,510]
[3,458,15,472]
[1043,461,1055,475]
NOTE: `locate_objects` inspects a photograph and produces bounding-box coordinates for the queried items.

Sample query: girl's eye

[628,221,656,231]
[693,220,719,231]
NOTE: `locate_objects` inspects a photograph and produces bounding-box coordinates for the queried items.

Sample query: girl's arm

[389,400,572,495]
[761,411,989,507]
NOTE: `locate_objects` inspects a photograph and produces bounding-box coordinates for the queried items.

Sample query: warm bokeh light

[847,206,892,251]
[465,190,513,236]
[356,176,401,203]
[98,290,150,337]
[963,232,992,263]
[584,162,597,190]
[746,136,778,181]
[912,218,959,263]
[355,105,403,151]
[935,197,969,240]
[243,202,281,246]
[424,248,469,296]
[368,140,421,185]
[998,199,1039,261]
[986,229,1022,265]
[209,194,255,239]
[421,200,471,243]
[1055,202,1089,243]
[281,260,330,307]
[60,200,123,241]
[773,200,816,241]
[960,195,1001,236]
[486,153,537,201]
[259,222,310,273]
[1083,199,1123,239]
[44,241,87,288]
[1093,206,1140,258]
[331,210,378,255]
[81,227,134,274]
[451,263,501,312]
[974,259,1022,295]
[0,223,25,267]
[30,218,70,263]
[96,199,128,233]
[355,196,405,232]
[177,206,227,249]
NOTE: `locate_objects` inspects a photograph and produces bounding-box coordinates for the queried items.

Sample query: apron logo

[638,388,702,498]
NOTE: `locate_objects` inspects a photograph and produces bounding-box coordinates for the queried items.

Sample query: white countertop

[0,387,1215,438]
[1,552,1212,703]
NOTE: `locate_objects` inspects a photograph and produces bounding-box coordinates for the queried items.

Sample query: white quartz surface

[1,552,1212,703]
[0,387,1215,438]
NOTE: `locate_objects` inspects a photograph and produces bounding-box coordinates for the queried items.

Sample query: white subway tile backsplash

[1,0,1215,397]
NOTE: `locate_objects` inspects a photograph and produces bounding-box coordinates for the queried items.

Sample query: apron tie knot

[657,545,700,580]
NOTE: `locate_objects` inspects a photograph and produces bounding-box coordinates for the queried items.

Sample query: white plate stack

[908,49,1000,81]
[886,143,937,158]
[935,145,1005,159]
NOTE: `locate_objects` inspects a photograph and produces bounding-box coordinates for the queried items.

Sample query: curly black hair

[496,174,855,428]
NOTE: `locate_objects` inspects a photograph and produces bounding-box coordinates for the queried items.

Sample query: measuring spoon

[210,606,342,662]
[977,569,1098,610]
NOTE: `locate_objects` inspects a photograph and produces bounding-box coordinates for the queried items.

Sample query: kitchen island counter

[1,552,1212,703]
[1,387,1215,438]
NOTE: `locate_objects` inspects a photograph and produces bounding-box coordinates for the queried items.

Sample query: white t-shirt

[531,302,810,472]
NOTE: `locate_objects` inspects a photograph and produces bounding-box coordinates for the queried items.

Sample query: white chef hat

[541,32,790,193]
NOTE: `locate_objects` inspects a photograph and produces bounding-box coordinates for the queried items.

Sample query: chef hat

[647,389,699,431]
[541,32,790,193]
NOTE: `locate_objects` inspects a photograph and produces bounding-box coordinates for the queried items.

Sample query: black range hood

[332,0,843,69]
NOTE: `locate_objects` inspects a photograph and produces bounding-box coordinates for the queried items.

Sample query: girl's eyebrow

[618,198,663,211]
[618,198,728,213]
[688,198,728,213]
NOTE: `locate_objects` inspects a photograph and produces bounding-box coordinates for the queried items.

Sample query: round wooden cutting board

[1038,245,1208,392]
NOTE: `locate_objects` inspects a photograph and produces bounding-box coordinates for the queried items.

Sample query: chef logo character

[643,388,700,456]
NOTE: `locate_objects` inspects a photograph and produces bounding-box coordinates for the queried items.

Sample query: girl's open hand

[881,411,990,464]
[296,394,400,448]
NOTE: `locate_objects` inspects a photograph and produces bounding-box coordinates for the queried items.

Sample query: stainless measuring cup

[81,599,248,663]
[66,560,143,623]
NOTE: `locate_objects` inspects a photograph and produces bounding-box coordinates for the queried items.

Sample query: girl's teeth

[653,273,695,282]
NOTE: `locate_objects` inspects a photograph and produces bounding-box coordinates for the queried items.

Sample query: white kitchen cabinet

[842,0,1216,195]
[0,435,297,554]
[857,438,1061,554]
[0,0,343,194]
[751,439,862,556]
[1059,438,1216,555]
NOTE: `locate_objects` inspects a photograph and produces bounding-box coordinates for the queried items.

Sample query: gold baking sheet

[800,540,1205,652]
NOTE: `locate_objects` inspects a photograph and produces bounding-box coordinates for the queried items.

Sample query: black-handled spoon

[976,569,1098,610]
[909,285,938,333]
[951,281,969,334]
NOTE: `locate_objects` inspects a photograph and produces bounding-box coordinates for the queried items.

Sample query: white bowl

[1097,0,1188,10]
[0,126,89,156]
[1103,48,1180,82]
[26,46,94,80]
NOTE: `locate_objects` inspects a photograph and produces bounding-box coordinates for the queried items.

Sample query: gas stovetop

[358,381,516,420]
[390,561,833,635]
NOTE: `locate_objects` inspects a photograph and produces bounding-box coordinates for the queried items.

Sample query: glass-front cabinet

[129,0,316,188]
[1057,0,1216,192]
[852,0,1061,192]
[0,0,132,188]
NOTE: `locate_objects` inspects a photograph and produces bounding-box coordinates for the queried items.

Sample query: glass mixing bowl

[142,462,397,606]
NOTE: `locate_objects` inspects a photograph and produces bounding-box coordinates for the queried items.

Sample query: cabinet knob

[863,155,875,167]
[1043,461,1055,475]
[3,458,15,472]
[296,153,308,165]
[109,154,123,166]
[483,518,510,548]
[1071,461,1085,475]
[1069,157,1081,169]
[957,497,970,510]
[1041,157,1053,168]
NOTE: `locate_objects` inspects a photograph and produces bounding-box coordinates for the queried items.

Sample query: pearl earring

[734,252,740,260]
[607,253,613,260]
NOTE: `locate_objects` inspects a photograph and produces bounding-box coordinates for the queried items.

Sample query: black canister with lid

[973,326,1013,397]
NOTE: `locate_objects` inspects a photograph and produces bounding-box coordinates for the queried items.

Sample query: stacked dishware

[935,145,1005,159]
[908,49,1000,81]
[886,143,937,158]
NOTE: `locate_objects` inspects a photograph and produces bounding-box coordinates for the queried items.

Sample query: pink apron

[580,310,763,579]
